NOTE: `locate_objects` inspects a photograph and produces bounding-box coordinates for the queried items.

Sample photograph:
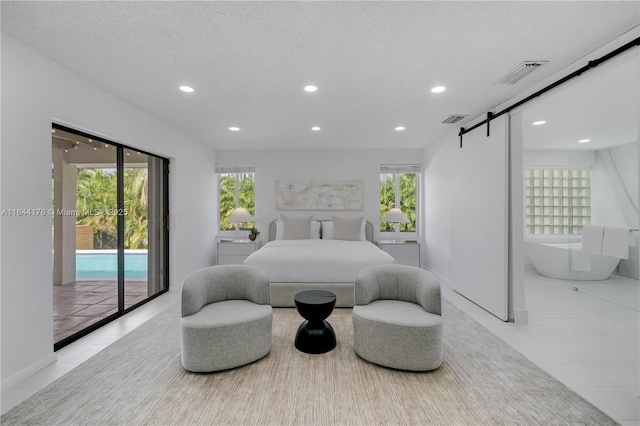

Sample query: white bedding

[244,239,396,282]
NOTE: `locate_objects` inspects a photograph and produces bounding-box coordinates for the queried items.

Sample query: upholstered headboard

[268,219,374,243]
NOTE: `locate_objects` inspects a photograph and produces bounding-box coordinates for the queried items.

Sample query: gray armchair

[180,265,272,372]
[352,264,443,371]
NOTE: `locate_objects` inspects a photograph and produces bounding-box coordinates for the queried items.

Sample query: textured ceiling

[2,1,639,150]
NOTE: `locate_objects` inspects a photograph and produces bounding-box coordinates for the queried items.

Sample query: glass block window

[525,168,591,235]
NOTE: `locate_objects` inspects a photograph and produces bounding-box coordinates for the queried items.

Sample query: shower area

[521,52,639,311]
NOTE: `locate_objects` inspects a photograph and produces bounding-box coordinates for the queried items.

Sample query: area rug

[1,300,614,425]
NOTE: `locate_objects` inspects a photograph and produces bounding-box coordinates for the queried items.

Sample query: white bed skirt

[270,282,355,307]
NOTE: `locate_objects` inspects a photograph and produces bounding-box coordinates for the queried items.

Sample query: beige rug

[2,300,615,425]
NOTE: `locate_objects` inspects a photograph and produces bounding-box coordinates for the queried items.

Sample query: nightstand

[376,240,421,267]
[217,240,261,265]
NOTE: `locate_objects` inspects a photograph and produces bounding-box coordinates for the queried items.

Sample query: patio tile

[74,304,118,317]
[54,279,151,346]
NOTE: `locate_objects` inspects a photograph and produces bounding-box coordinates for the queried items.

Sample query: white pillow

[322,218,366,240]
[276,218,321,240]
[310,220,321,239]
[333,216,364,241]
[321,221,334,239]
[281,215,313,240]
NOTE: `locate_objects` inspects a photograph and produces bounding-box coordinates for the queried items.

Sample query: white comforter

[244,239,396,282]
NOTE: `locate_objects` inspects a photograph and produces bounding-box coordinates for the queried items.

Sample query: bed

[243,217,397,307]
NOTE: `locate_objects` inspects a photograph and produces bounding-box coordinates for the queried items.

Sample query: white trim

[512,309,529,323]
[422,266,451,287]
[215,164,256,173]
[1,353,57,392]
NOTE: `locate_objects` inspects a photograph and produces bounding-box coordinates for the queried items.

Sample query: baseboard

[421,266,451,286]
[1,353,57,392]
[512,309,529,323]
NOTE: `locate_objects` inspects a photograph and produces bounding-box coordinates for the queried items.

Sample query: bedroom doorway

[52,124,170,350]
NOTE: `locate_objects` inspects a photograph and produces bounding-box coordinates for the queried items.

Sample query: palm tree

[76,169,118,249]
[75,167,150,249]
[123,168,148,249]
[399,174,416,232]
[380,174,395,231]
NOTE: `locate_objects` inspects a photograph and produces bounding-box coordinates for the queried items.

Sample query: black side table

[294,290,337,354]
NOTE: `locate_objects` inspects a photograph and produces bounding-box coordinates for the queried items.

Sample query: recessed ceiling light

[228,127,240,131]
[311,126,321,131]
[51,129,56,134]
[304,85,318,92]
[179,85,194,93]
[532,120,546,125]
[395,126,406,131]
[579,139,591,143]
[431,86,446,93]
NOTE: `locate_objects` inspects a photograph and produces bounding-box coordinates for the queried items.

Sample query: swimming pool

[76,250,148,280]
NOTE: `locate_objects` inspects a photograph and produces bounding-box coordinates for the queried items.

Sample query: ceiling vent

[494,61,548,85]
[441,115,467,124]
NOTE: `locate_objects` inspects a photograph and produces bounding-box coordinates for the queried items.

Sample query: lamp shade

[228,207,254,223]
[382,208,409,223]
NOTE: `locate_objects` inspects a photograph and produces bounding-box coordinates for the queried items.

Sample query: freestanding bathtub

[525,242,621,280]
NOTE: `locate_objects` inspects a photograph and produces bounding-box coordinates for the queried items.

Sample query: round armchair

[180,265,273,372]
[353,264,443,371]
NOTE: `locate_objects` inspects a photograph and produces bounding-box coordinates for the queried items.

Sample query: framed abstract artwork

[276,180,364,211]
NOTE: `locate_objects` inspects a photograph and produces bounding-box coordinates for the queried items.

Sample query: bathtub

[525,242,621,280]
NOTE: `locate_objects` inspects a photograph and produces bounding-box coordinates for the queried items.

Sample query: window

[525,168,591,235]
[380,165,420,234]
[217,165,255,231]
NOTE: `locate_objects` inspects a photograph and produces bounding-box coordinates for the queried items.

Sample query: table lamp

[382,208,409,242]
[228,207,254,240]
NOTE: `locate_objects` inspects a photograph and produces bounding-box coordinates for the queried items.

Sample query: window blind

[380,164,421,174]
[215,164,256,174]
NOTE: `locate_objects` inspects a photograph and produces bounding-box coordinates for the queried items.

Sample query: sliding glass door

[52,124,169,350]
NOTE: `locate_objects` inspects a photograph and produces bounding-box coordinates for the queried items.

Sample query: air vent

[494,61,548,85]
[441,115,467,124]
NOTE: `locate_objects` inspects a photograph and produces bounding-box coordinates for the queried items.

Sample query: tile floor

[2,272,639,424]
[53,280,151,343]
[444,270,639,425]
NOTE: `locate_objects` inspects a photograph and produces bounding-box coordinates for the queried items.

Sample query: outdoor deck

[53,280,149,344]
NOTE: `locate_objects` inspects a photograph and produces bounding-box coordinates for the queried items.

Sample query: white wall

[523,150,595,168]
[215,149,422,247]
[423,139,451,283]
[1,35,217,387]
[592,142,639,229]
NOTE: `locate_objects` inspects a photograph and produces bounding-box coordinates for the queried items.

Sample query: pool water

[76,251,148,280]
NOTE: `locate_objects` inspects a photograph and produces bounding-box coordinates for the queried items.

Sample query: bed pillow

[322,219,366,240]
[332,216,364,241]
[310,220,321,239]
[281,215,313,240]
[277,218,320,240]
[321,221,334,239]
